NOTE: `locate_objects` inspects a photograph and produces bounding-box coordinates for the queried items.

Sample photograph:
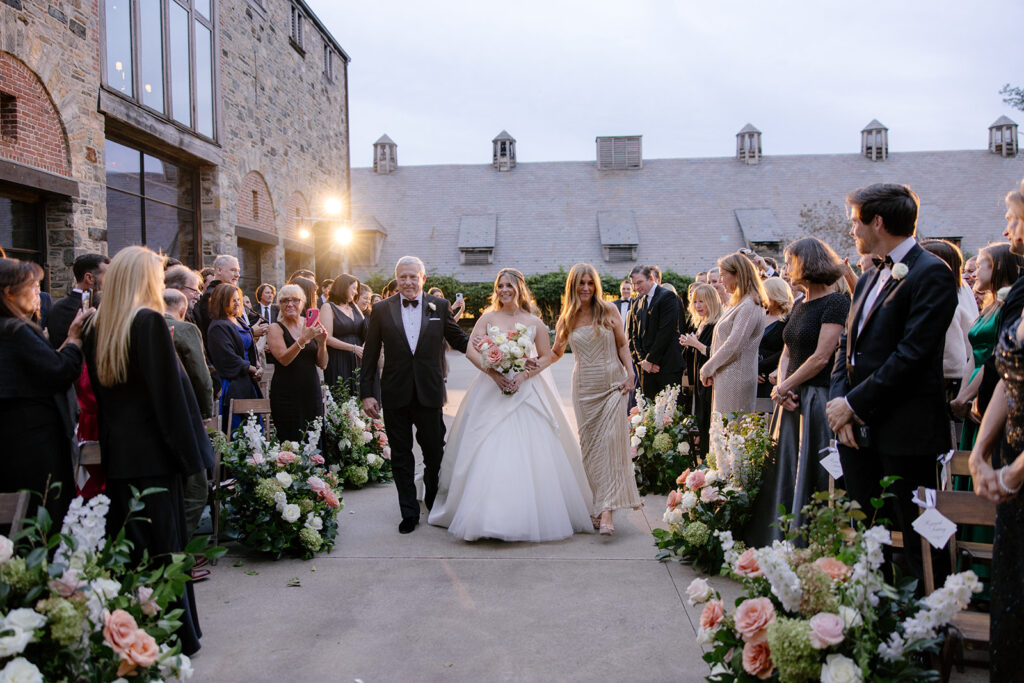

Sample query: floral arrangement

[214,415,344,558]
[476,323,534,394]
[629,385,698,495]
[0,491,216,681]
[690,489,981,682]
[323,384,393,488]
[706,411,774,495]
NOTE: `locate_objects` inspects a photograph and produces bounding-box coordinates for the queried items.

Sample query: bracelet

[295,340,307,350]
[998,467,1021,495]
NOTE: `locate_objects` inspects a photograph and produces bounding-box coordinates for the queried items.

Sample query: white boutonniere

[891,262,909,280]
[997,286,1011,302]
[427,302,436,312]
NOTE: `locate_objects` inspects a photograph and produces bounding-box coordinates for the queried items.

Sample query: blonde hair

[719,252,767,308]
[688,283,722,327]
[91,246,166,386]
[276,283,306,308]
[762,277,794,318]
[486,268,538,315]
[556,263,614,347]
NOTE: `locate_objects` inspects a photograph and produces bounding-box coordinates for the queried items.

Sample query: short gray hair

[395,255,425,274]
[164,264,200,291]
[213,254,238,270]
[162,288,188,312]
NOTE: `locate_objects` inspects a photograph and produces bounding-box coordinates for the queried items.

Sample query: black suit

[252,303,279,324]
[360,293,468,520]
[634,286,684,400]
[830,243,956,582]
[48,290,83,349]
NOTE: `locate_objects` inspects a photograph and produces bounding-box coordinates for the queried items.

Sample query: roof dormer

[861,120,888,161]
[492,130,516,171]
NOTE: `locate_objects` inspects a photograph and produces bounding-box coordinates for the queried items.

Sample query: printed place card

[819,451,844,481]
[912,507,957,549]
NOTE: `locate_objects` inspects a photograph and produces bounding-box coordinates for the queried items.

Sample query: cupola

[989,116,1018,157]
[736,124,761,164]
[861,120,888,161]
[373,134,397,174]
[492,130,516,170]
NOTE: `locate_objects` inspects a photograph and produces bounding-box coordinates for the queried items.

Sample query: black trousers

[641,368,682,401]
[839,446,950,589]
[384,392,445,521]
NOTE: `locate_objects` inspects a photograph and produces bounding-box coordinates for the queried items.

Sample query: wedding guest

[164,265,203,325]
[952,242,1022,447]
[195,254,241,341]
[81,246,209,655]
[552,263,640,535]
[207,283,263,434]
[370,293,383,307]
[629,265,683,399]
[757,277,792,399]
[748,238,849,546]
[287,268,316,284]
[267,283,328,442]
[292,276,318,315]
[319,278,333,307]
[612,280,633,329]
[48,253,108,349]
[695,271,707,284]
[679,283,721,455]
[963,255,977,290]
[199,267,215,291]
[0,258,86,524]
[357,283,373,317]
[429,286,466,322]
[321,273,364,394]
[707,266,727,303]
[254,283,278,324]
[700,253,767,414]
[381,279,397,299]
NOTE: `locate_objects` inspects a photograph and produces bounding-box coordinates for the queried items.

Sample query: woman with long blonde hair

[428,267,593,542]
[550,263,639,535]
[679,283,721,455]
[82,246,210,656]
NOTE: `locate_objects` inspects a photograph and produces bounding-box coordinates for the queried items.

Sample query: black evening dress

[270,322,324,443]
[756,319,785,398]
[990,328,1024,680]
[686,322,715,456]
[324,303,365,395]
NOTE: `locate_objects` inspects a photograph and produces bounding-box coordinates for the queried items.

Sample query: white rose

[666,507,683,525]
[630,435,641,448]
[0,535,12,563]
[362,431,374,443]
[629,413,643,426]
[0,626,32,658]
[838,606,863,629]
[820,653,863,683]
[696,626,715,644]
[305,514,324,531]
[3,609,45,632]
[281,504,301,524]
[510,344,525,358]
[494,334,508,345]
[517,335,532,350]
[352,419,365,431]
[338,439,351,451]
[515,322,528,333]
[0,657,43,683]
[686,577,713,605]
[635,426,647,438]
[704,469,719,484]
[677,441,690,455]
[891,262,909,280]
[275,472,293,487]
[680,491,698,510]
[89,577,122,601]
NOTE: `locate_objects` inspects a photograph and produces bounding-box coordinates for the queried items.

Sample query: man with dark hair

[254,283,278,323]
[827,183,956,584]
[628,264,683,400]
[48,253,109,348]
[319,278,333,307]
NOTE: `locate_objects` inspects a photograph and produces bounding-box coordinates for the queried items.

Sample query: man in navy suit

[827,183,956,583]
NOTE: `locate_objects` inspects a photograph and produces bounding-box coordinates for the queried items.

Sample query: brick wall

[236,170,276,233]
[0,53,70,176]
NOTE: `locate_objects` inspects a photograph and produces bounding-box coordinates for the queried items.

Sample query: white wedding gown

[428,363,595,542]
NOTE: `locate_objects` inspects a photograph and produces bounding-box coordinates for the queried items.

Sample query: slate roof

[597,210,639,245]
[349,149,1024,280]
[457,214,497,249]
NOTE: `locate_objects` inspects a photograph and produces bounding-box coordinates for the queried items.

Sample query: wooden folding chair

[938,450,972,491]
[0,491,30,537]
[916,486,996,681]
[226,398,272,441]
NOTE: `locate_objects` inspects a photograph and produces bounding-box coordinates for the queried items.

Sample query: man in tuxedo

[361,256,469,533]
[48,253,109,348]
[611,280,632,330]
[629,265,683,400]
[827,183,956,583]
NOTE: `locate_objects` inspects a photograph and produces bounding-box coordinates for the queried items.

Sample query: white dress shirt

[401,292,424,353]
[856,236,917,337]
[261,304,271,321]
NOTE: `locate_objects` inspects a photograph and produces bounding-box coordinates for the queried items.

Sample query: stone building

[0,0,350,297]
[348,120,1024,282]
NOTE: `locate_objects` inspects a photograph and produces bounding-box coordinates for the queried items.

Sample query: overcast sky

[307,0,1024,168]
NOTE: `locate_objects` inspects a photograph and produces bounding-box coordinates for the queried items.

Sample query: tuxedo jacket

[611,298,631,328]
[829,244,956,455]
[48,291,83,349]
[635,286,683,373]
[360,294,468,410]
[251,304,279,324]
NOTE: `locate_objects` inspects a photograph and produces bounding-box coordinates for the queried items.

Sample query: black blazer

[638,286,683,373]
[48,291,83,349]
[360,294,468,409]
[829,244,956,455]
[83,309,211,478]
[207,318,261,406]
[627,297,645,366]
[251,304,279,324]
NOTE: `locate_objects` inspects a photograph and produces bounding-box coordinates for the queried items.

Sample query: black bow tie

[871,255,895,270]
[402,298,419,308]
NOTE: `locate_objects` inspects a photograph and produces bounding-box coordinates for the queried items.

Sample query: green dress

[959,306,1001,449]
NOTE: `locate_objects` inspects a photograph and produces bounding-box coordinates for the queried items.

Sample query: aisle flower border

[323,381,393,488]
[630,385,699,495]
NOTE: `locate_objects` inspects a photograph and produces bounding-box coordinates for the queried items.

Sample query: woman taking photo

[0,258,87,523]
[207,283,262,433]
[679,283,721,455]
[267,284,328,442]
[320,273,364,394]
[699,252,767,414]
[82,246,210,656]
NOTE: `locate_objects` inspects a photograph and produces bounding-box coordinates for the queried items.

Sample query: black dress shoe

[399,518,418,534]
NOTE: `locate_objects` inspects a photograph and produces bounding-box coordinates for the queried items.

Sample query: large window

[104,0,216,139]
[105,138,199,266]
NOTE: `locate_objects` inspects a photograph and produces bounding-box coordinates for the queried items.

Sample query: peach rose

[103,609,139,655]
[475,335,495,350]
[700,599,724,630]
[675,468,692,485]
[667,489,683,509]
[322,489,340,508]
[486,346,505,366]
[276,451,297,466]
[734,597,776,643]
[742,641,775,679]
[309,454,325,465]
[813,557,851,582]
[808,612,845,649]
[629,406,641,417]
[378,433,388,447]
[734,548,763,578]
[685,470,706,490]
[124,629,159,667]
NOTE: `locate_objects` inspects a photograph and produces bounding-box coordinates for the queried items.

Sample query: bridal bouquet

[476,323,534,394]
[0,491,213,681]
[214,415,343,558]
[323,383,393,488]
[691,489,981,682]
[630,385,698,494]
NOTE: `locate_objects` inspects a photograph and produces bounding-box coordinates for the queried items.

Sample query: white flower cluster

[242,414,267,456]
[846,526,891,610]
[83,577,122,625]
[707,412,731,481]
[304,513,323,531]
[714,530,740,568]
[54,494,111,569]
[0,608,46,658]
[820,653,862,683]
[756,542,802,612]
[878,570,981,661]
[157,642,194,680]
[727,429,748,489]
[302,417,323,456]
[653,385,679,429]
[0,656,44,682]
[367,452,384,468]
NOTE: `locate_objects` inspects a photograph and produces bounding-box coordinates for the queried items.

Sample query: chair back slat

[933,489,998,527]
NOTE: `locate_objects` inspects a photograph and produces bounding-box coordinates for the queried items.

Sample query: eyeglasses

[182,286,200,295]
[279,297,302,305]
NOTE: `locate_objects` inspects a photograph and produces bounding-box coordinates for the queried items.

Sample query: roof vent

[373,134,397,174]
[736,124,762,164]
[492,130,516,171]
[861,120,888,162]
[989,116,1018,157]
[596,136,642,170]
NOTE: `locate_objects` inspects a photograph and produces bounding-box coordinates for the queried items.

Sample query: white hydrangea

[281,504,301,524]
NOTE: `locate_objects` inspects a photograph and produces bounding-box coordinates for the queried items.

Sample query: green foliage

[323,379,393,487]
[1000,83,1024,112]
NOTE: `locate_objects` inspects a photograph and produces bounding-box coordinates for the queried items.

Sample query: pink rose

[667,489,683,510]
[734,597,776,643]
[629,406,641,417]
[475,335,495,350]
[742,641,775,679]
[685,471,706,490]
[734,548,763,578]
[136,586,160,617]
[307,476,327,493]
[276,451,297,466]
[700,599,724,630]
[322,489,340,508]
[662,415,672,427]
[485,346,505,366]
[246,453,264,465]
[700,486,720,504]
[382,446,392,460]
[309,454,325,465]
[675,468,692,485]
[48,568,84,597]
[123,629,159,667]
[808,612,845,649]
[103,609,139,655]
[813,557,851,582]
[378,433,388,447]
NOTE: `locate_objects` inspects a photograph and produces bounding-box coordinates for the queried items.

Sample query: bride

[428,268,594,541]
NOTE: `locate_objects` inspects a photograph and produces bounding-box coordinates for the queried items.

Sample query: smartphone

[81,290,91,310]
[455,292,464,303]
[305,308,319,327]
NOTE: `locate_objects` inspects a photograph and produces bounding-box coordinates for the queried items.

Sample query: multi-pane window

[290,4,305,50]
[104,0,216,140]
[104,138,199,266]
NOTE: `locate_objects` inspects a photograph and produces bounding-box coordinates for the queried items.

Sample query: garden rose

[742,641,775,679]
[700,486,720,504]
[677,441,690,455]
[680,491,698,510]
[685,470,706,490]
[809,612,846,649]
[378,433,388,446]
[663,507,683,525]
[675,468,691,485]
[485,346,505,366]
[686,578,712,604]
[0,658,43,683]
[122,629,159,667]
[0,626,32,658]
[734,548,763,578]
[309,454,325,465]
[838,606,863,629]
[102,609,139,655]
[891,262,909,280]
[136,586,160,617]
[704,469,719,484]
[475,335,494,350]
[275,472,293,487]
[700,599,724,630]
[362,431,374,443]
[635,425,647,438]
[814,557,851,582]
[629,406,640,417]
[382,446,392,459]
[275,451,297,466]
[322,489,340,508]
[48,568,84,597]
[282,504,301,523]
[667,489,683,509]
[0,534,12,563]
[734,597,776,643]
[820,653,862,683]
[3,609,45,633]
[307,476,327,493]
